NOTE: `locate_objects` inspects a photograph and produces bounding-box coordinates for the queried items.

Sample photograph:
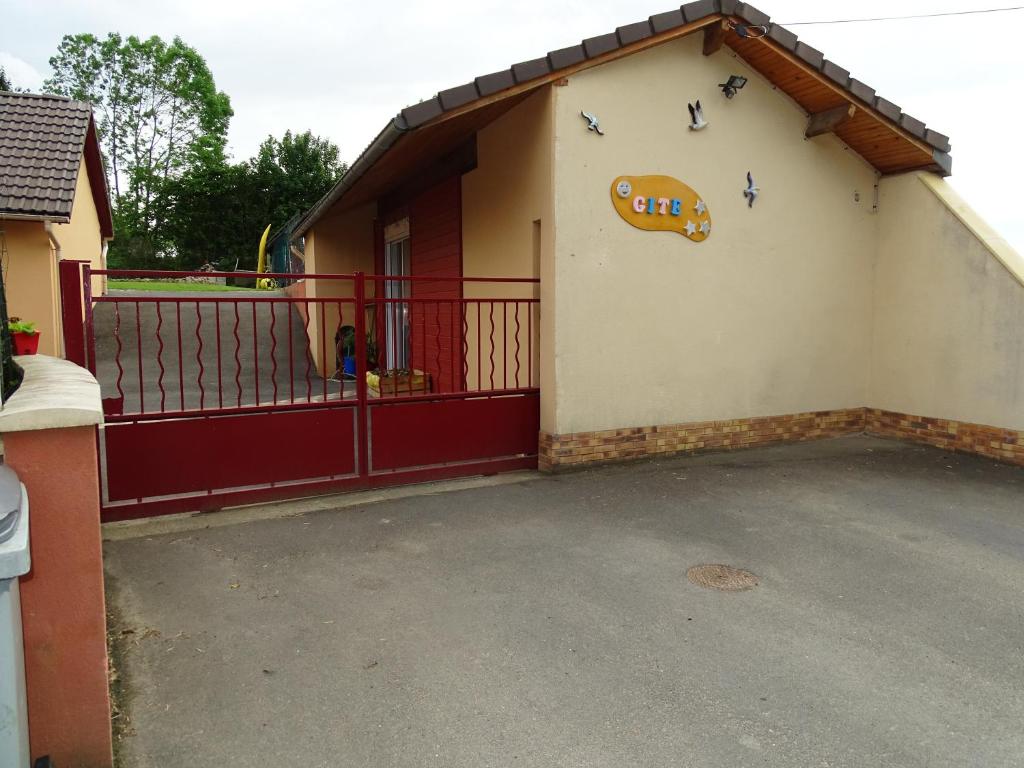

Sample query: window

[383,232,411,371]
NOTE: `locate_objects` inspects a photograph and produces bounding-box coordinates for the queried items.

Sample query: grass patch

[107,279,257,293]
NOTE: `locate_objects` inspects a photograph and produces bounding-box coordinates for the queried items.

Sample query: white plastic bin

[0,464,30,768]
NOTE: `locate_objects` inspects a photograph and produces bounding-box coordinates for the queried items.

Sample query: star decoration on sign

[700,220,711,235]
[684,220,697,236]
[694,199,707,215]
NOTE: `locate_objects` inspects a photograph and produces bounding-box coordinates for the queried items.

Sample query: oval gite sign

[610,175,711,242]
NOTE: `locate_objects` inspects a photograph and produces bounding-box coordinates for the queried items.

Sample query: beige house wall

[54,158,107,297]
[462,88,553,413]
[3,220,61,357]
[303,202,376,373]
[550,34,879,435]
[3,157,108,360]
[872,172,1024,431]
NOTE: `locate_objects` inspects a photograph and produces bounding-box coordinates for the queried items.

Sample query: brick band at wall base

[539,408,1024,470]
[866,409,1024,466]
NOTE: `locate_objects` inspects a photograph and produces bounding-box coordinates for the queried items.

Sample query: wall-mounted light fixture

[719,75,748,99]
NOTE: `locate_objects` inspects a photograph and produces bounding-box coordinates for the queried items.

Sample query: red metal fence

[61,264,540,520]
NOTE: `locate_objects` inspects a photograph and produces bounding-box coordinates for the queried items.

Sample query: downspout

[44,222,63,357]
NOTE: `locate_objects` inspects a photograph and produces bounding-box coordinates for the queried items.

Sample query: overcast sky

[2,0,1021,252]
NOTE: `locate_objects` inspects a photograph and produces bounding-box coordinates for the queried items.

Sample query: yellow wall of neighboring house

[3,158,107,359]
[549,34,879,435]
[54,157,107,297]
[3,220,61,357]
[872,172,1024,431]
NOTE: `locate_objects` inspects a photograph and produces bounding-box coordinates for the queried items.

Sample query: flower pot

[343,356,357,377]
[12,331,39,356]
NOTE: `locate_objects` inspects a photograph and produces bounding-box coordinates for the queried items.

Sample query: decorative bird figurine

[581,110,604,135]
[687,100,707,130]
[743,171,759,207]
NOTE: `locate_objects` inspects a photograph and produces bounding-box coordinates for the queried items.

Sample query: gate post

[354,272,370,481]
[58,260,88,367]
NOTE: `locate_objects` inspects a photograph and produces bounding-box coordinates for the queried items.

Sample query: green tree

[163,130,346,271]
[0,67,13,91]
[44,33,232,266]
[250,130,347,232]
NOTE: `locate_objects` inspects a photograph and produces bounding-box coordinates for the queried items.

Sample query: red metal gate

[60,263,540,521]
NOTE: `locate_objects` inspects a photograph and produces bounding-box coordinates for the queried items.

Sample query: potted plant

[8,318,39,356]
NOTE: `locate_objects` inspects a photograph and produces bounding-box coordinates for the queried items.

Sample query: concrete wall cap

[0,355,103,433]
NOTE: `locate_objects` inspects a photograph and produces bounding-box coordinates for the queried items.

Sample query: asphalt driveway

[103,436,1024,767]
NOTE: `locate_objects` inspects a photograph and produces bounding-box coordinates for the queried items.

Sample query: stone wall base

[539,407,1024,471]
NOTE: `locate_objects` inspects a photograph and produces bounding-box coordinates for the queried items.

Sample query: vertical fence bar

[113,301,124,403]
[303,300,312,402]
[527,300,533,389]
[155,302,166,412]
[488,302,495,390]
[335,301,345,401]
[514,302,521,388]
[252,302,260,406]
[432,301,440,397]
[215,302,223,409]
[320,300,328,402]
[233,302,242,407]
[354,273,370,480]
[135,303,145,413]
[269,302,278,405]
[287,300,294,403]
[195,302,205,410]
[176,302,185,411]
[476,301,481,393]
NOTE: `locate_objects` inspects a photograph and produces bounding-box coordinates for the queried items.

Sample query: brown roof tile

[0,91,92,220]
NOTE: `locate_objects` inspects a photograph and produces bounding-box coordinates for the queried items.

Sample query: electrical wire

[781,6,1024,26]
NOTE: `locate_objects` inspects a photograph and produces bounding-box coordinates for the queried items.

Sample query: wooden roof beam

[806,104,856,138]
[703,19,729,56]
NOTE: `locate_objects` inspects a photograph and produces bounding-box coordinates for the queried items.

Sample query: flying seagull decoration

[581,110,605,135]
[743,171,759,208]
[687,100,707,130]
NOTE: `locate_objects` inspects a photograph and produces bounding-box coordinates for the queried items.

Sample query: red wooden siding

[410,176,463,392]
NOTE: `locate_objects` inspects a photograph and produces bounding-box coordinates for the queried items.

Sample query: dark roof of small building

[295,0,954,237]
[0,91,114,236]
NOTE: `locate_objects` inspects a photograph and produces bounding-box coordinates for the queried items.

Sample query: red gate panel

[105,407,357,502]
[369,394,539,472]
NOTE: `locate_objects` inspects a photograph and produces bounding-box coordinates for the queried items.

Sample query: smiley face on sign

[610,175,711,242]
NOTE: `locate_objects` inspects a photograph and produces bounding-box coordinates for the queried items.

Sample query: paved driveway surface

[103,436,1024,767]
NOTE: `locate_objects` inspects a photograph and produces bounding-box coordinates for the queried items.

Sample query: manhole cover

[687,564,759,592]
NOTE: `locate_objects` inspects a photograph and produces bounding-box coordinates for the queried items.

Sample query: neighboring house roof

[295,0,953,239]
[0,91,114,238]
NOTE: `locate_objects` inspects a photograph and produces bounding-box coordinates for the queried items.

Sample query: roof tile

[735,2,770,26]
[925,129,951,153]
[437,82,480,111]
[899,113,927,139]
[548,45,587,70]
[583,32,620,58]
[847,78,876,103]
[400,97,444,128]
[511,57,551,84]
[821,60,850,86]
[794,41,824,68]
[475,69,516,96]
[616,20,654,45]
[874,97,901,121]
[681,0,718,22]
[649,8,685,33]
[767,23,797,50]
